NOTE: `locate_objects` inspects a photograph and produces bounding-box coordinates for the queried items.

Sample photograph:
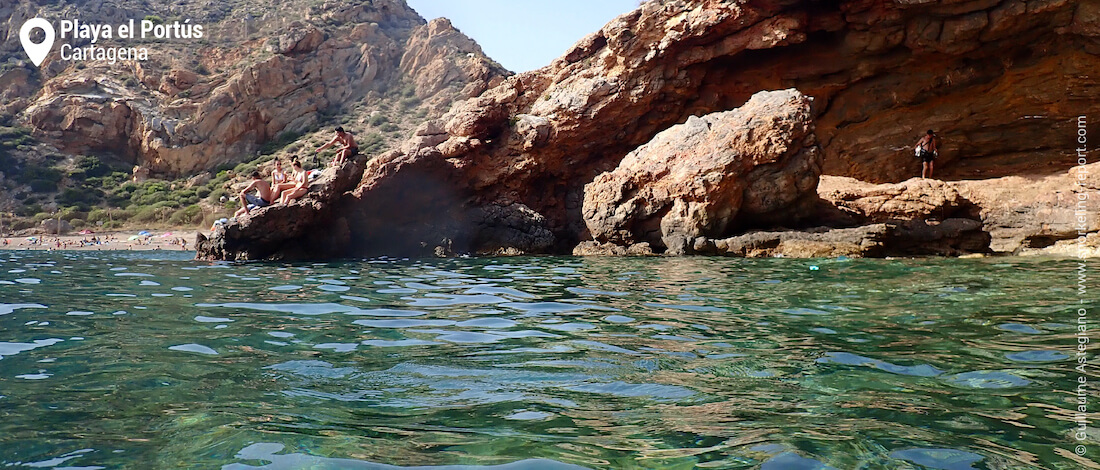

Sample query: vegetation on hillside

[0,126,387,235]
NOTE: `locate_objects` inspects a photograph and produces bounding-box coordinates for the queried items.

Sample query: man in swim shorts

[915,129,939,179]
[234,171,274,218]
[317,126,358,166]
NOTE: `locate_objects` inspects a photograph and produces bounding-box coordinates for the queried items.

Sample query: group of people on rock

[230,125,941,222]
[234,127,358,218]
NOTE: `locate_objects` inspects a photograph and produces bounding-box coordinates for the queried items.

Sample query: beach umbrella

[128,235,141,241]
[78,230,94,235]
[138,231,151,236]
[160,232,174,237]
[25,237,37,241]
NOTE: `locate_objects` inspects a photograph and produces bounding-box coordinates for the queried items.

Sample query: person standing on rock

[915,129,938,179]
[317,127,358,166]
[234,171,274,218]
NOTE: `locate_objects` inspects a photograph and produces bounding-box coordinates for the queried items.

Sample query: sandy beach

[0,230,196,252]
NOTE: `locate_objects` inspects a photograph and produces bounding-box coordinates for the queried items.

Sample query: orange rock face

[5,1,507,176]
[334,0,1094,257]
[194,0,1098,260]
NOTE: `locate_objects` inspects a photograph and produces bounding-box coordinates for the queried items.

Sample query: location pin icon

[20,18,55,67]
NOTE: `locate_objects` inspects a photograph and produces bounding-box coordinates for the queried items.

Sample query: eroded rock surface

[195,155,366,261]
[194,0,1099,260]
[322,0,1095,259]
[5,2,507,176]
[693,219,990,258]
[582,89,820,254]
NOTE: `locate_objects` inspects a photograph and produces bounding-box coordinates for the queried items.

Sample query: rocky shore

[182,0,1099,260]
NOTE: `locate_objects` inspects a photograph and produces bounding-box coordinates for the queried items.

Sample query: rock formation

[582,89,821,254]
[3,0,507,176]
[693,219,990,258]
[193,0,1099,260]
[194,155,367,261]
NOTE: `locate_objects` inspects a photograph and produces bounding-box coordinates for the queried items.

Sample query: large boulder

[40,219,72,235]
[581,89,821,254]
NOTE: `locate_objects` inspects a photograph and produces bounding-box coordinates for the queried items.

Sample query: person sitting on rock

[316,126,358,166]
[269,158,292,200]
[234,171,274,218]
[915,129,939,179]
[278,160,310,205]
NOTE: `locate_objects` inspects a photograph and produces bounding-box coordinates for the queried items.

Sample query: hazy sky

[404,0,639,72]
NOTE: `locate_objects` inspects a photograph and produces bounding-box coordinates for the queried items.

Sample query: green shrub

[58,187,101,206]
[129,180,170,206]
[70,218,86,228]
[18,164,63,186]
[232,162,258,175]
[11,218,35,231]
[113,208,135,220]
[259,130,304,156]
[399,97,420,111]
[87,209,111,223]
[76,156,112,178]
[208,188,228,202]
[59,208,87,222]
[0,127,32,150]
[359,133,385,155]
[132,206,163,223]
[168,205,204,225]
[29,180,56,193]
[16,204,41,217]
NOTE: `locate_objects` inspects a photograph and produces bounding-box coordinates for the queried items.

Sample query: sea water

[0,251,1092,469]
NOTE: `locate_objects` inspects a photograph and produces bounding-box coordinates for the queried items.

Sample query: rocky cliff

[194,0,1098,260]
[582,89,821,254]
[1,0,507,176]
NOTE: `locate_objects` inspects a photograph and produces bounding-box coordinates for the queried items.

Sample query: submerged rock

[582,89,821,254]
[696,218,990,258]
[572,241,655,257]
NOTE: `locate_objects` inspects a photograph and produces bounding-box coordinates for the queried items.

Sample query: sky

[404,0,640,73]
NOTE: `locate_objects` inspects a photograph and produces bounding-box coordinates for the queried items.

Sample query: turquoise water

[0,251,1092,469]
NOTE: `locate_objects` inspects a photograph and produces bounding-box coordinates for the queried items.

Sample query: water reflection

[0,251,1092,468]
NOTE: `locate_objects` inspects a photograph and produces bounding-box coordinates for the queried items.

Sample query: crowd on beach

[1,233,190,251]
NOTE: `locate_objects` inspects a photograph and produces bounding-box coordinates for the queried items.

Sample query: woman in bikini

[269,159,290,200]
[278,160,310,205]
